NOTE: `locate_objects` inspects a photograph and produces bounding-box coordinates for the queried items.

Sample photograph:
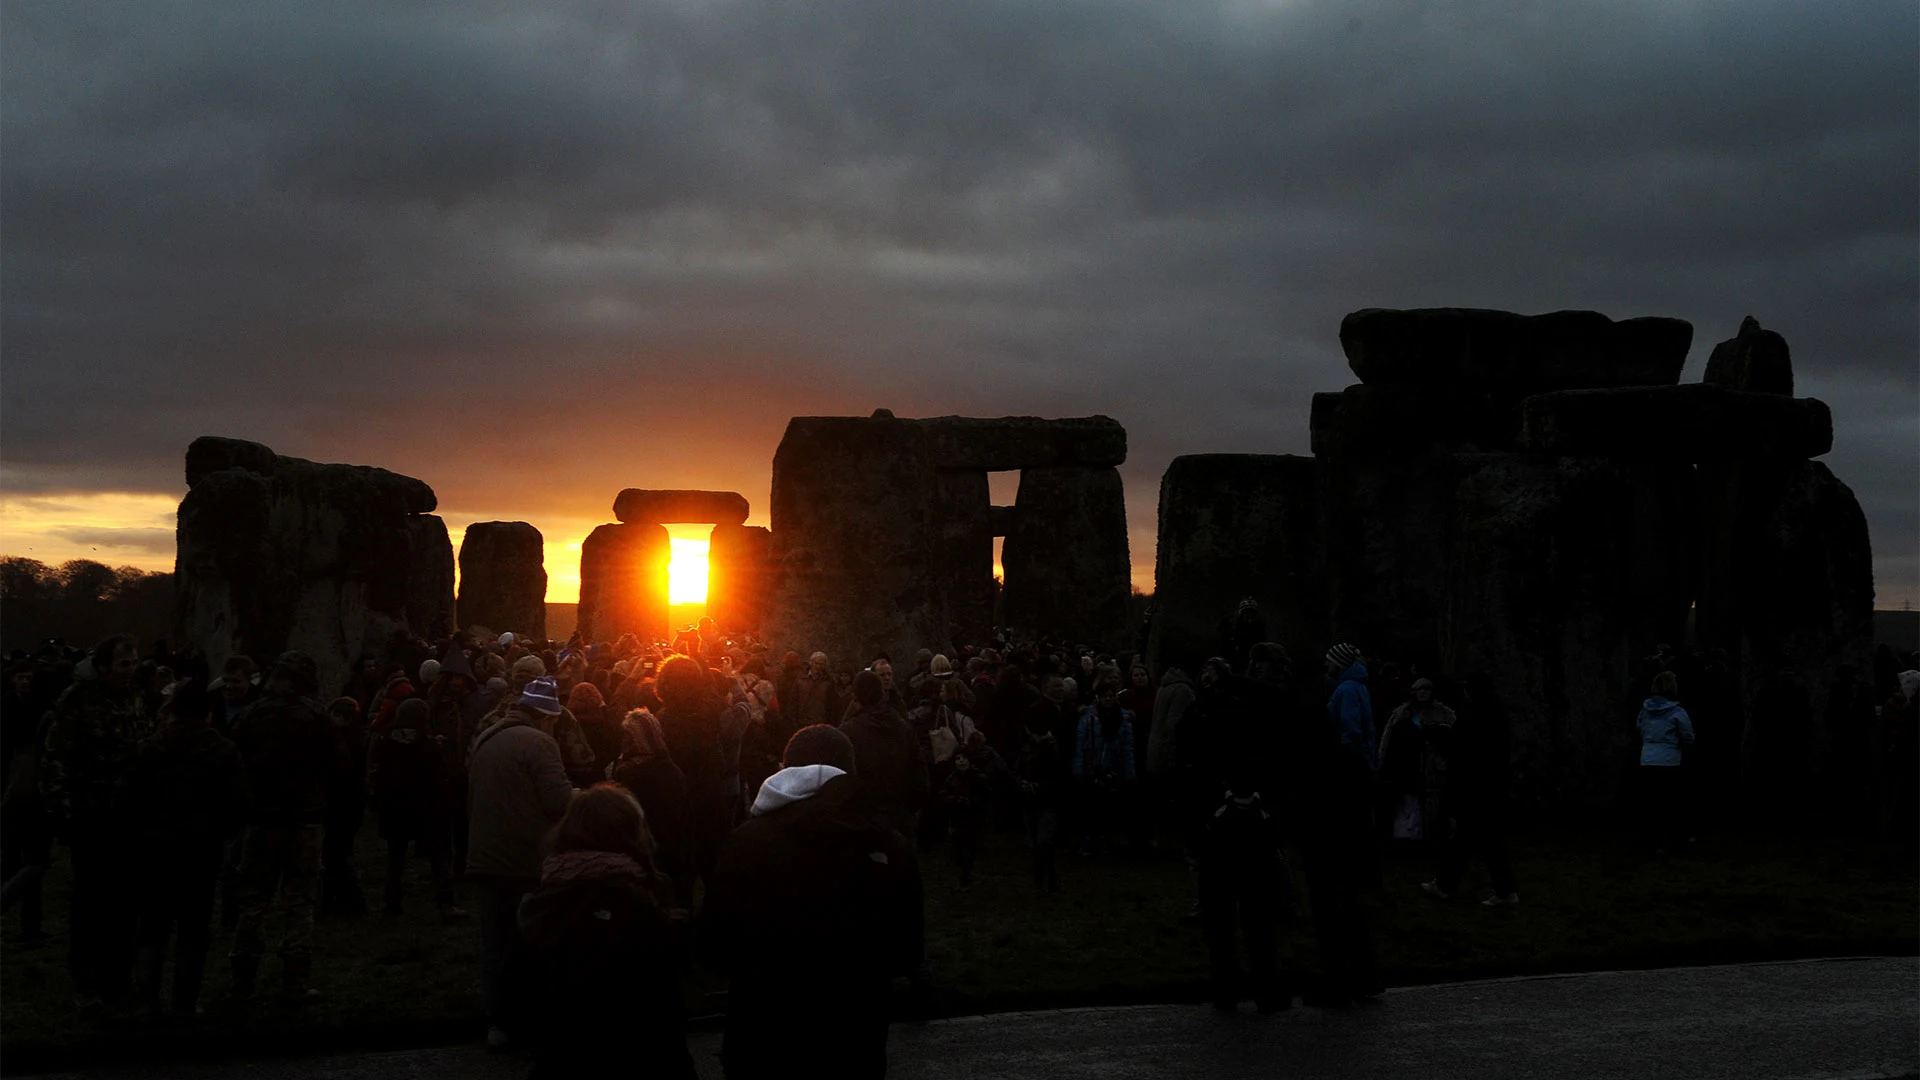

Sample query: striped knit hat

[1325,643,1362,670]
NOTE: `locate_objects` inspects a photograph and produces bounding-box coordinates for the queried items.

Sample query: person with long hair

[518,784,694,1079]
[606,709,695,910]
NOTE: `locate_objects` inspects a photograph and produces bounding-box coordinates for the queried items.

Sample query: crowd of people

[1,604,1916,1076]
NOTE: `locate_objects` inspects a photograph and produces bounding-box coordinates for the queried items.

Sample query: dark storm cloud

[3,0,1914,596]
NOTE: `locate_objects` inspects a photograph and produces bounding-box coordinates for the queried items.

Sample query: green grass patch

[3,826,1913,1073]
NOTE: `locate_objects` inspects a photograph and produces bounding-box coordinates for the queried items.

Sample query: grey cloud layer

[3,0,1914,594]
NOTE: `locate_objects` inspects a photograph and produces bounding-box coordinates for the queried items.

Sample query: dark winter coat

[700,774,921,1080]
[368,700,446,841]
[942,767,993,833]
[518,851,694,1080]
[122,722,249,855]
[230,690,340,826]
[838,705,930,837]
[607,754,696,907]
[37,669,152,832]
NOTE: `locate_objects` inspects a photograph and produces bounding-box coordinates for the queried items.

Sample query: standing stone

[457,522,547,638]
[708,524,773,634]
[174,436,441,700]
[1148,454,1325,677]
[1703,316,1794,396]
[407,515,456,638]
[1001,466,1131,646]
[932,471,995,647]
[763,416,944,666]
[577,522,670,644]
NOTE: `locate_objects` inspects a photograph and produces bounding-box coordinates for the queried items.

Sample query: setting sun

[667,534,709,606]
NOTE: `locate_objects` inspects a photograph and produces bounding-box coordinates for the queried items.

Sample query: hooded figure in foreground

[701,724,923,1080]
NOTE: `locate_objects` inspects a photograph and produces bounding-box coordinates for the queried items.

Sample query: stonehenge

[577,489,760,643]
[456,522,547,637]
[1151,309,1873,813]
[762,413,1131,667]
[175,436,452,698]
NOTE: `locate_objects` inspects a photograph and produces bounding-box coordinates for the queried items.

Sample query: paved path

[37,958,1919,1079]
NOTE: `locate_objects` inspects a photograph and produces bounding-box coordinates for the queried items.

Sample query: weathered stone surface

[457,522,546,638]
[919,416,1127,471]
[175,436,444,698]
[1309,384,1515,458]
[576,523,670,644]
[763,416,945,665]
[612,489,749,526]
[406,515,456,637]
[1703,316,1794,396]
[1147,454,1325,677]
[1339,308,1691,394]
[1001,466,1131,646]
[931,471,996,646]
[1441,454,1696,812]
[708,524,773,634]
[1517,384,1832,460]
[1695,459,1875,802]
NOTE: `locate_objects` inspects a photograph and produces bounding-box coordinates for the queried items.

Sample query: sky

[3,0,1915,607]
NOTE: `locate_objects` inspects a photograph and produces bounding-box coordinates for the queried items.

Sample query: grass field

[3,823,1915,1073]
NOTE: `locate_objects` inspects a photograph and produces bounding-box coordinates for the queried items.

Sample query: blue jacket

[1327,664,1378,771]
[1073,706,1136,783]
[1637,697,1694,767]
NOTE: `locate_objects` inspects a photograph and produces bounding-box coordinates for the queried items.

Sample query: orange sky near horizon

[1,474,1157,604]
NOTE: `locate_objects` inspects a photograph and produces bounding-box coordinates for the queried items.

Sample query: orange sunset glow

[667,529,710,607]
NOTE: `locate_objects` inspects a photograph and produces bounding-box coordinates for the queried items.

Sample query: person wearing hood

[228,650,344,1002]
[517,784,695,1080]
[565,682,617,789]
[701,725,922,1080]
[367,698,466,922]
[466,674,575,1051]
[1635,671,1695,853]
[606,709,696,910]
[38,634,152,1008]
[123,674,248,1017]
[1323,645,1377,776]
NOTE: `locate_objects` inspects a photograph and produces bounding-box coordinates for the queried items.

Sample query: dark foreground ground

[3,824,1915,1073]
[29,958,1920,1080]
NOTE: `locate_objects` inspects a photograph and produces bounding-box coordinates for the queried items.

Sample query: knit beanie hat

[498,632,516,647]
[1326,643,1362,670]
[930,654,954,677]
[520,676,564,715]
[418,658,441,686]
[512,655,547,679]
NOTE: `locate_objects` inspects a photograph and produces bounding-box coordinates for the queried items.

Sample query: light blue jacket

[1637,696,1695,767]
[1327,663,1378,771]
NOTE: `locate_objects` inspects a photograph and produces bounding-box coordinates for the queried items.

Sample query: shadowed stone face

[1151,308,1870,814]
[763,414,1131,664]
[612,489,749,526]
[457,522,546,638]
[577,522,670,644]
[175,436,449,697]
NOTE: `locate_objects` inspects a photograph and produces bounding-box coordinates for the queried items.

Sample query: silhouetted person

[653,655,728,892]
[368,698,464,921]
[518,784,695,1080]
[2,660,51,947]
[228,651,341,1002]
[1425,673,1518,905]
[701,725,922,1080]
[607,708,696,911]
[124,677,248,1016]
[1301,643,1381,1007]
[839,669,929,841]
[466,675,574,1050]
[39,633,152,1009]
[320,697,369,916]
[1190,644,1299,1012]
